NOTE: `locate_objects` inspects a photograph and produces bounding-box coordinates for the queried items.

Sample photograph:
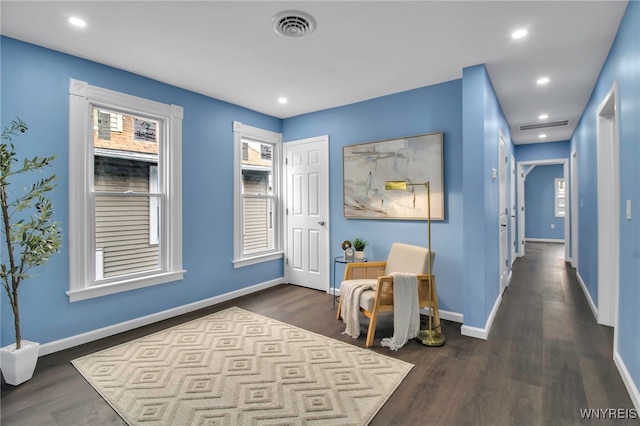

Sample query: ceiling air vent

[519,120,569,131]
[273,11,316,38]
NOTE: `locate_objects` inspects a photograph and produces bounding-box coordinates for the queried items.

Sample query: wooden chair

[336,242,441,347]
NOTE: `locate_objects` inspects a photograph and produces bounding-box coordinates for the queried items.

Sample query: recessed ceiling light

[539,114,549,120]
[68,17,87,28]
[278,97,288,104]
[537,77,550,85]
[512,29,528,39]
[539,134,547,139]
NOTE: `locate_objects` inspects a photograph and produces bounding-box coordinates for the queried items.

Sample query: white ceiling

[0,1,628,144]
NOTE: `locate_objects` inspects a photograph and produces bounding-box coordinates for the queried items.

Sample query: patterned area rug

[72,306,413,425]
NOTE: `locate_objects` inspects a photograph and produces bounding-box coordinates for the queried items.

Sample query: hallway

[485,242,637,424]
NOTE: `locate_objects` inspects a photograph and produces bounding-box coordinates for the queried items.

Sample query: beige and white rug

[72,306,413,425]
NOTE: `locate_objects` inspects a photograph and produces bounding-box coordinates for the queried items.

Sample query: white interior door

[499,135,508,294]
[284,136,329,291]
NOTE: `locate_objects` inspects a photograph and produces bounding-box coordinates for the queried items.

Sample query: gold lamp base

[415,329,446,347]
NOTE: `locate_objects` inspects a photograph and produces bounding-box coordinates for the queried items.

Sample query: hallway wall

[461,64,513,332]
[570,0,639,408]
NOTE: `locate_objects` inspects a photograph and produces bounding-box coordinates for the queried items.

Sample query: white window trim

[68,79,184,302]
[555,177,566,217]
[232,121,283,268]
[149,165,159,245]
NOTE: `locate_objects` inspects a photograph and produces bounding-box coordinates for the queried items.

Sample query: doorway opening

[596,82,619,329]
[516,159,569,261]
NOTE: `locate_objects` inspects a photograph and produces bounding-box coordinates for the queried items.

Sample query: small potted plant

[352,238,367,260]
[0,117,62,385]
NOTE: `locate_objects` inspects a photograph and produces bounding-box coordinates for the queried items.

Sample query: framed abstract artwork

[343,132,444,220]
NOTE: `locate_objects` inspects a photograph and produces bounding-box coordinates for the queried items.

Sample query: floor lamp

[385,180,446,347]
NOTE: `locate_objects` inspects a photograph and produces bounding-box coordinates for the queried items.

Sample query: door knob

[318,221,325,226]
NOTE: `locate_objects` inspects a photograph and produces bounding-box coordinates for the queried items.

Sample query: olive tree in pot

[0,118,61,385]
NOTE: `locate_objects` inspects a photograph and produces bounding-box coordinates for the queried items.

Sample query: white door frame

[510,154,517,265]
[570,150,579,269]
[516,158,569,261]
[596,82,619,329]
[283,135,330,291]
[499,134,508,295]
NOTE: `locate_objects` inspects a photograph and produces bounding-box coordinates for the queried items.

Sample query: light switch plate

[626,199,632,220]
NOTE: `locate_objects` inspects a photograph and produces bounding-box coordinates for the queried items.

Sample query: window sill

[233,252,283,269]
[67,270,186,302]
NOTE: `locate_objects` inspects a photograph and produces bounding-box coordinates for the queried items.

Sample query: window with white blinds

[68,79,184,301]
[232,122,283,268]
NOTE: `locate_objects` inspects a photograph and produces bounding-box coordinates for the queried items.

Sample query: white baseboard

[438,309,463,324]
[417,307,463,324]
[329,288,463,324]
[38,277,285,357]
[614,350,640,412]
[576,271,598,320]
[328,288,340,297]
[461,293,503,340]
[525,238,564,243]
[460,324,486,339]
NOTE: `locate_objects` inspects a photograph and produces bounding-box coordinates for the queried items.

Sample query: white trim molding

[596,81,620,329]
[525,238,564,243]
[68,79,184,302]
[232,121,283,268]
[461,293,502,340]
[614,351,640,412]
[435,309,464,324]
[577,271,598,320]
[41,278,285,356]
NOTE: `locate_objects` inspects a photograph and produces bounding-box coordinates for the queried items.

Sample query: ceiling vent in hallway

[273,11,316,38]
[519,120,569,131]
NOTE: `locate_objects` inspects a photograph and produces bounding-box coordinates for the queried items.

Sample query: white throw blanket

[380,272,420,351]
[340,279,376,338]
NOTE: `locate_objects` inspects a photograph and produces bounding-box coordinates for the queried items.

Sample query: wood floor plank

[1,242,637,425]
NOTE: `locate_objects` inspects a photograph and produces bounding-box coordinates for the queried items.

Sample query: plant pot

[355,250,365,260]
[1,340,39,386]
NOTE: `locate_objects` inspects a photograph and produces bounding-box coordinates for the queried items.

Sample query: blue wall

[462,64,513,329]
[283,80,464,314]
[524,165,565,240]
[0,37,284,346]
[515,141,570,162]
[570,0,639,401]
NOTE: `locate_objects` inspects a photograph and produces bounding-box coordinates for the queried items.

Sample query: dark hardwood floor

[1,242,637,425]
